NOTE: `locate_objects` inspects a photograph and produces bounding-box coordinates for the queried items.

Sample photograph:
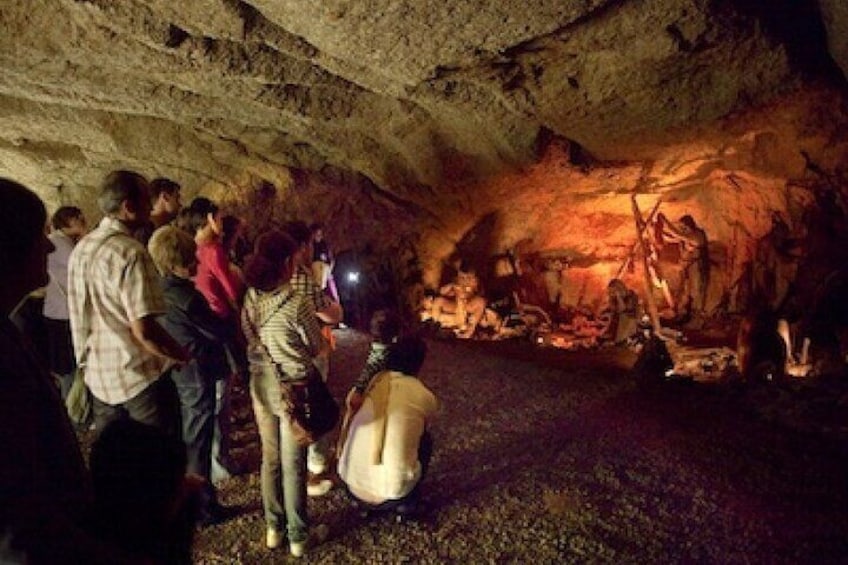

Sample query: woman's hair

[243,229,298,291]
[370,309,402,344]
[386,335,428,376]
[221,214,242,251]
[186,197,219,234]
[148,226,197,276]
[0,178,47,276]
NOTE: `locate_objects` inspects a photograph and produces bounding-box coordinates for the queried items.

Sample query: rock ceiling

[2,0,848,303]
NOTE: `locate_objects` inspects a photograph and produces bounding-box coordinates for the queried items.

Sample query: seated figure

[337,336,439,522]
[421,269,487,339]
[604,279,641,344]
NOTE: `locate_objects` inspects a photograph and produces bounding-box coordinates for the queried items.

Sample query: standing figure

[658,213,710,316]
[43,205,87,400]
[241,230,330,556]
[282,221,343,491]
[310,222,340,302]
[0,178,136,563]
[134,177,182,244]
[187,197,246,483]
[148,226,235,527]
[68,170,189,435]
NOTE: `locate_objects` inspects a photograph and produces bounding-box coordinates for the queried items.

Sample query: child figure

[345,309,402,414]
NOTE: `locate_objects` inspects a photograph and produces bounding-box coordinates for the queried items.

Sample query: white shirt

[337,371,439,504]
[43,230,75,320]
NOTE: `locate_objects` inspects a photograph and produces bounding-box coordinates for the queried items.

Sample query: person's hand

[346,389,364,413]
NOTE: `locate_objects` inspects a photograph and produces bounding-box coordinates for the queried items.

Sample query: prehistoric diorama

[3,0,848,561]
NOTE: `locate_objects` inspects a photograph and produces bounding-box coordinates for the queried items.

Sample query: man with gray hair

[68,170,189,435]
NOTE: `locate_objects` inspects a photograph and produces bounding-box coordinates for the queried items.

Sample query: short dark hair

[149,178,180,199]
[680,214,697,229]
[386,336,427,376]
[370,309,401,344]
[98,170,150,215]
[51,206,84,230]
[186,197,219,234]
[309,222,324,233]
[281,220,312,247]
[243,230,298,291]
[0,178,47,276]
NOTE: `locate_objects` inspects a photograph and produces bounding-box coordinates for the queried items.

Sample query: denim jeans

[92,373,180,438]
[250,364,309,543]
[170,365,217,510]
[210,376,233,483]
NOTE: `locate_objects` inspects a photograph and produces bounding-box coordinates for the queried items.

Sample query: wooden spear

[630,195,663,334]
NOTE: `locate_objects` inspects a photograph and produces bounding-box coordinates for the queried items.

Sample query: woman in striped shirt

[241,229,330,557]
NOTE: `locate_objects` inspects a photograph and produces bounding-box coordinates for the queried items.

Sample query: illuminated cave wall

[408,85,848,318]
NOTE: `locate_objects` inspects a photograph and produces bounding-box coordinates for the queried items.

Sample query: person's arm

[186,292,234,343]
[316,300,343,325]
[296,297,328,359]
[131,315,190,364]
[207,243,243,309]
[121,250,189,364]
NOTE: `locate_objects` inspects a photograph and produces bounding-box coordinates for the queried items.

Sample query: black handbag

[245,289,339,447]
[281,369,340,447]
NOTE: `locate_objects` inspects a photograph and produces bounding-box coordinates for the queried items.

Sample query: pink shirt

[195,240,243,319]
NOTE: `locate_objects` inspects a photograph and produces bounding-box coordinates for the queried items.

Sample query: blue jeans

[250,365,310,543]
[170,364,217,511]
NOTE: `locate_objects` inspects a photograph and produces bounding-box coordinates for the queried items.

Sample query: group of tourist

[1,171,440,563]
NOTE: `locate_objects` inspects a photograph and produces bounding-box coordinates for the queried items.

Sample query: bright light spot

[347,271,360,284]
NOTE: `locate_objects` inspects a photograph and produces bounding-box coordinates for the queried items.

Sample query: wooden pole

[616,198,663,279]
[630,195,663,334]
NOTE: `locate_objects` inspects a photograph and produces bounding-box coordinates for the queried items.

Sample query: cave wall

[1,0,848,320]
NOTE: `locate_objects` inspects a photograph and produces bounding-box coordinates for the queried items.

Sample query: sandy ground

[191,328,848,563]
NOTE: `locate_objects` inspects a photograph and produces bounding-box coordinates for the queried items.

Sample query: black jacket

[158,275,232,385]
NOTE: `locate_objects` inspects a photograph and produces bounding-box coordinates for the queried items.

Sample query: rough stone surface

[2,0,848,308]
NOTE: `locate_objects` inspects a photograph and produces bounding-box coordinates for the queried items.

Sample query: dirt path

[195,329,848,563]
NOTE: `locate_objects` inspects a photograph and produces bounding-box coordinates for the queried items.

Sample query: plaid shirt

[291,265,333,312]
[68,217,169,404]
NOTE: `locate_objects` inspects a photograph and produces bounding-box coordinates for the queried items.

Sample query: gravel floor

[194,328,848,563]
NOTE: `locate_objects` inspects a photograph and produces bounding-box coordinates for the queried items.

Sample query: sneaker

[306,477,333,497]
[265,527,283,549]
[307,460,328,475]
[290,524,329,558]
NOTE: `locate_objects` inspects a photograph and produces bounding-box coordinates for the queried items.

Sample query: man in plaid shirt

[68,170,189,435]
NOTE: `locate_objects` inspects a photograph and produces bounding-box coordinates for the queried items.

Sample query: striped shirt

[242,284,324,381]
[352,342,390,393]
[68,217,170,404]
